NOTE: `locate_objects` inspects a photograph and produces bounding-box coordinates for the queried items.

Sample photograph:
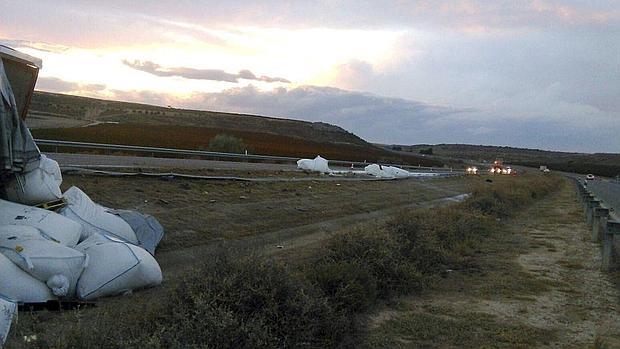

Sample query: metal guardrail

[574,178,620,271]
[35,139,462,173]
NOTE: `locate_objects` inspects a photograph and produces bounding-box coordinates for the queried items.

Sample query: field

[27,91,443,166]
[367,179,620,348]
[6,172,470,348]
[6,91,619,348]
[32,123,441,165]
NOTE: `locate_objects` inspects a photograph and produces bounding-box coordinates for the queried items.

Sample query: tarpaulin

[0,58,40,174]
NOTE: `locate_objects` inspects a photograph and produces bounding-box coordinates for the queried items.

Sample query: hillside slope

[27,91,442,165]
[27,91,366,146]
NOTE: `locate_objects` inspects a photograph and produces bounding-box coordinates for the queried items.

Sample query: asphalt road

[45,152,454,176]
[585,178,620,220]
[46,152,299,172]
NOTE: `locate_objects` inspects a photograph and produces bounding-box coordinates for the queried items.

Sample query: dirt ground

[62,173,470,284]
[6,173,471,348]
[366,180,620,348]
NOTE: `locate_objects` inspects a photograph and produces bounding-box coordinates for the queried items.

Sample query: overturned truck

[0,46,164,345]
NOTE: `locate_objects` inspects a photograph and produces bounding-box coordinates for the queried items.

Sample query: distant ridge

[381,143,620,177]
[28,91,443,166]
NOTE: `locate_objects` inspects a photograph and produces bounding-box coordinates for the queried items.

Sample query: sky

[1,0,619,153]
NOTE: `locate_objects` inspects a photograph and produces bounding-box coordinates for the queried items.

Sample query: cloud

[3,1,618,153]
[0,38,69,53]
[122,59,290,84]
[35,77,106,93]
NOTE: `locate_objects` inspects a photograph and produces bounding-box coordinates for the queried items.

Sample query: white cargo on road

[59,186,139,244]
[0,225,87,297]
[297,155,331,173]
[0,199,83,247]
[2,154,63,205]
[76,234,162,300]
[0,252,55,303]
[0,296,17,346]
[383,166,412,178]
[364,164,395,179]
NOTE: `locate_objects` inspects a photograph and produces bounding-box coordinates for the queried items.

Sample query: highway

[46,152,299,172]
[585,178,620,220]
[45,153,456,177]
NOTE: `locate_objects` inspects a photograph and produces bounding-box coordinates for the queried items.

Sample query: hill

[27,91,442,166]
[385,143,620,177]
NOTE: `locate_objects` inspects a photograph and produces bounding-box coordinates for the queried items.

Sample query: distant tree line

[514,161,620,178]
[419,147,433,155]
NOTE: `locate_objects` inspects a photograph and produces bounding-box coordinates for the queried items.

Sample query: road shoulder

[366,180,620,348]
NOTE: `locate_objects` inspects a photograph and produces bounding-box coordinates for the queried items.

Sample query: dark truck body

[0,45,42,120]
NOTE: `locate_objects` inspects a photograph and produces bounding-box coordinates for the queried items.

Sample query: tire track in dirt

[157,193,471,283]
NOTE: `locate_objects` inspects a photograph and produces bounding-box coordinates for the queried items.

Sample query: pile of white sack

[364,164,441,179]
[0,155,164,306]
[297,155,331,173]
[297,155,440,179]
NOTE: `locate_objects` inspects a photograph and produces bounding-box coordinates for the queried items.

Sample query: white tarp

[297,155,331,173]
[3,154,62,205]
[383,166,411,178]
[0,225,87,297]
[0,252,55,303]
[364,164,442,179]
[0,296,16,346]
[76,234,162,300]
[59,186,138,244]
[0,199,82,247]
[109,210,164,255]
[0,55,41,174]
[364,164,395,179]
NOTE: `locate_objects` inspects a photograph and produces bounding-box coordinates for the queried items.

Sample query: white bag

[59,187,138,244]
[0,199,82,247]
[76,234,162,300]
[297,156,331,173]
[0,296,17,346]
[364,164,395,179]
[0,253,55,303]
[3,154,63,205]
[0,225,87,297]
[383,166,411,178]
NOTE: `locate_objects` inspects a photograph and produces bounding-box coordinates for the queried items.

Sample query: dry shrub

[465,174,559,217]
[31,174,561,349]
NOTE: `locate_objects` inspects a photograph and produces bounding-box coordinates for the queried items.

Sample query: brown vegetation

[11,174,559,348]
[32,123,443,166]
[403,143,620,178]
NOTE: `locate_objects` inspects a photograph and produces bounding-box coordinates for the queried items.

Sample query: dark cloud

[0,39,68,53]
[12,1,618,33]
[106,84,619,152]
[4,1,618,152]
[122,59,290,83]
[35,77,106,93]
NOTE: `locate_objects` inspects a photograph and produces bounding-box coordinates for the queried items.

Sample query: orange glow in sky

[14,26,406,98]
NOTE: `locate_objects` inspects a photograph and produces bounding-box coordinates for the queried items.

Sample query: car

[586,174,595,180]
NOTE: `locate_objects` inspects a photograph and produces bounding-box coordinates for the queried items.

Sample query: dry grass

[6,173,560,348]
[32,123,443,166]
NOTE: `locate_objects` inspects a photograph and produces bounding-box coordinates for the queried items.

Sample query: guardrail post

[602,221,620,271]
[592,207,610,242]
[586,199,601,226]
[583,193,593,213]
[577,184,586,196]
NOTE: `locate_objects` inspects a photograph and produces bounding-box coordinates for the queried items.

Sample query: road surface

[46,152,299,172]
[586,178,620,220]
[45,152,454,177]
